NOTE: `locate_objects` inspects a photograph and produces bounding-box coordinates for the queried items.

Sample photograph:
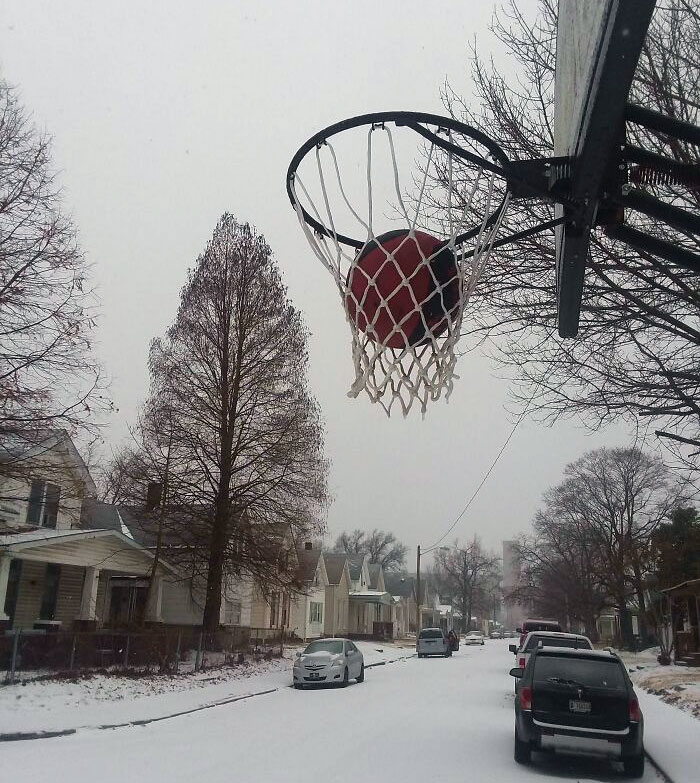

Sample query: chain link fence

[1,626,288,684]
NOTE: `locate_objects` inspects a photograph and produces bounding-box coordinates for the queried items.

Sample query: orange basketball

[345,230,460,348]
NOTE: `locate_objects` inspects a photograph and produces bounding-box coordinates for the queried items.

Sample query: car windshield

[467,632,481,636]
[304,640,344,655]
[525,635,591,651]
[533,656,626,690]
[419,629,444,639]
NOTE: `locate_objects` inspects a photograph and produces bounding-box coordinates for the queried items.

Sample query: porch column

[145,575,163,624]
[0,554,12,626]
[76,566,100,629]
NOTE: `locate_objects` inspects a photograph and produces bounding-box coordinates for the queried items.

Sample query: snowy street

[3,639,692,783]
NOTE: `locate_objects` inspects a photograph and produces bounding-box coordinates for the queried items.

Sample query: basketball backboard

[554,0,657,337]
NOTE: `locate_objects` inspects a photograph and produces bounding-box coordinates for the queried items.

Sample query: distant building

[502,540,528,630]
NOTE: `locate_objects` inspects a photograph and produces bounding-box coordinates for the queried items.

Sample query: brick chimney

[145,482,163,511]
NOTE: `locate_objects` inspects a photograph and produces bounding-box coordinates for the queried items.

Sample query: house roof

[368,563,382,589]
[384,573,415,598]
[0,526,179,575]
[347,553,366,580]
[296,547,322,583]
[323,553,348,585]
[349,590,393,606]
[662,577,700,595]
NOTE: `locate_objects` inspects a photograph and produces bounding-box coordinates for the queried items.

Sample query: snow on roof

[116,509,134,540]
[0,528,95,547]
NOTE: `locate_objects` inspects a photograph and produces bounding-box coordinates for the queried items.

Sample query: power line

[424,409,528,553]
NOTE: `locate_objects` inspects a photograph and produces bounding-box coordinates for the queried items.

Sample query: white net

[291,121,509,416]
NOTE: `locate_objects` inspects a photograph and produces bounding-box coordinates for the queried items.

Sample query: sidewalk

[0,641,410,738]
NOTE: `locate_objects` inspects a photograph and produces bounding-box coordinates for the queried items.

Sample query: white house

[0,434,178,631]
[290,544,328,640]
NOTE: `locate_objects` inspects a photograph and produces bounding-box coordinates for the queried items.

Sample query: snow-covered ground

[4,638,697,783]
[619,646,700,721]
[0,640,408,735]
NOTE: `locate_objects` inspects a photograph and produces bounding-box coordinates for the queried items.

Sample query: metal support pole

[69,634,77,671]
[605,223,700,272]
[9,629,20,684]
[123,634,130,668]
[611,188,700,236]
[175,631,181,674]
[195,631,203,671]
[626,103,700,146]
[415,546,421,637]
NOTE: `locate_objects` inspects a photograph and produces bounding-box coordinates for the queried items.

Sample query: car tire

[418,653,424,658]
[341,667,349,687]
[514,730,531,765]
[623,752,645,778]
[357,664,365,683]
[293,683,303,690]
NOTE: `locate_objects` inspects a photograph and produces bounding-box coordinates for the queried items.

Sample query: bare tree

[434,0,700,461]
[516,446,682,648]
[0,81,106,475]
[434,537,500,631]
[333,528,408,571]
[145,214,329,631]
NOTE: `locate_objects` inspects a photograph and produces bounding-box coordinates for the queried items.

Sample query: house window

[269,592,279,628]
[3,559,22,624]
[309,602,323,624]
[39,563,61,620]
[224,600,242,626]
[26,480,60,528]
[281,594,289,627]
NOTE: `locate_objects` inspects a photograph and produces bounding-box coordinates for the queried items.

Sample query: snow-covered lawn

[0,640,409,735]
[618,646,700,720]
[3,638,688,783]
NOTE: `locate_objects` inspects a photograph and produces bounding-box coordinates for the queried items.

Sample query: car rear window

[419,629,443,639]
[304,640,343,655]
[524,621,561,632]
[533,656,626,690]
[525,635,591,651]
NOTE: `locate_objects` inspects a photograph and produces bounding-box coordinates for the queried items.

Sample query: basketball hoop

[286,112,513,416]
[287,106,700,416]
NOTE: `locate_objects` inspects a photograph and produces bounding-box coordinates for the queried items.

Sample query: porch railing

[0,626,288,685]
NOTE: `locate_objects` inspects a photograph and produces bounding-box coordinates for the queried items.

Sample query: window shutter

[43,484,61,528]
[26,480,45,525]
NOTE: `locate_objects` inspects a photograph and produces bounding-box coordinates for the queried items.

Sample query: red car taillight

[519,686,532,710]
[629,696,642,722]
[518,657,526,668]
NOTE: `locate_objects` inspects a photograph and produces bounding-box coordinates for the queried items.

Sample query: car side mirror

[515,627,522,634]
[509,667,524,678]
[509,644,517,654]
[295,651,302,658]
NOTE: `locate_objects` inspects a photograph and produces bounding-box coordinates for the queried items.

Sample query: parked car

[510,631,593,673]
[417,627,451,658]
[464,630,485,646]
[516,618,562,649]
[510,647,644,777]
[489,630,502,638]
[293,638,364,689]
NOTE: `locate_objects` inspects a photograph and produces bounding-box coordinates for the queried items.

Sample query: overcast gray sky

[1,0,635,561]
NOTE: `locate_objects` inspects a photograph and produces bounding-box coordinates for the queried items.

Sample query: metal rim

[286,111,511,250]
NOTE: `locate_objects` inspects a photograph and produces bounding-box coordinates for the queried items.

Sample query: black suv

[510,646,645,778]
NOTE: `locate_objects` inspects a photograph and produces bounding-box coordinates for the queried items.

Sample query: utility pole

[415,545,421,635]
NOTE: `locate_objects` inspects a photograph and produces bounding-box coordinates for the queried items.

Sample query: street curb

[0,655,417,742]
[0,687,279,742]
[645,749,675,783]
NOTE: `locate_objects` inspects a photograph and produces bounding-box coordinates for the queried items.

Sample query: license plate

[308,672,320,679]
[569,699,591,713]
